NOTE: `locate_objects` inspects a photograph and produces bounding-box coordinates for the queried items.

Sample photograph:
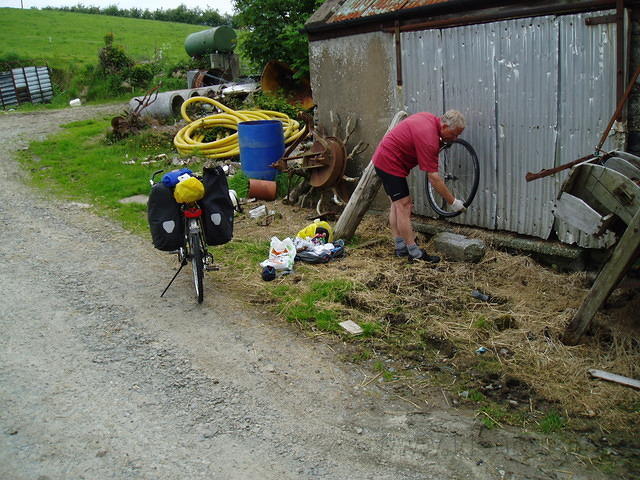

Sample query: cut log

[334,111,408,240]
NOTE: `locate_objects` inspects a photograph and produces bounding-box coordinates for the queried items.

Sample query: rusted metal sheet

[494,16,559,237]
[402,11,619,241]
[329,0,452,23]
[443,23,499,230]
[401,29,444,218]
[307,0,619,35]
[553,10,619,248]
[405,24,499,230]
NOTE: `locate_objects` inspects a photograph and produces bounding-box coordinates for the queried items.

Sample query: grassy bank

[15,111,640,478]
[0,8,203,70]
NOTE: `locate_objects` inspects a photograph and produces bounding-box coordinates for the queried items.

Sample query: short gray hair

[440,110,465,130]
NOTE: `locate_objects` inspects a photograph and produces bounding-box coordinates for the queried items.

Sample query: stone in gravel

[118,194,148,205]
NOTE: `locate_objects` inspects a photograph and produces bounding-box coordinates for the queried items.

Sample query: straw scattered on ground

[212,200,640,441]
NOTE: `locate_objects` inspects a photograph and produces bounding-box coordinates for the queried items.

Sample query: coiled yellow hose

[173,96,304,159]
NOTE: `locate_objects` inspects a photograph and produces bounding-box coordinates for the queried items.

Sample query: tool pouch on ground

[200,165,234,246]
[147,183,184,251]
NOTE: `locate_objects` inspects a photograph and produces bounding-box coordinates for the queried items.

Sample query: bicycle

[425,138,480,218]
[150,169,213,304]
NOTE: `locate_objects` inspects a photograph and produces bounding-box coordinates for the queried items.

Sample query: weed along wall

[308,32,400,210]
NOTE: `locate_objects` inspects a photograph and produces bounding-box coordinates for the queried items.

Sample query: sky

[0,0,235,15]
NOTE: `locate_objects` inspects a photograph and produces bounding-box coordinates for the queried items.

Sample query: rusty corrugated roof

[318,0,457,24]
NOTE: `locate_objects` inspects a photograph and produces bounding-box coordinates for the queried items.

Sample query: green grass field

[0,8,206,69]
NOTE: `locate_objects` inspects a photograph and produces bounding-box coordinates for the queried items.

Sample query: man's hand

[450,198,466,212]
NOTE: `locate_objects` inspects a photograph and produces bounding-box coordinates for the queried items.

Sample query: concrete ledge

[412,218,594,271]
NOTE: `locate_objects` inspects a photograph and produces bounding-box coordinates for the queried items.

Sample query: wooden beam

[334,111,408,240]
[585,14,616,25]
[563,208,640,344]
[604,157,640,181]
[395,20,403,87]
[588,369,640,390]
[553,193,608,235]
[615,0,624,119]
[570,164,639,224]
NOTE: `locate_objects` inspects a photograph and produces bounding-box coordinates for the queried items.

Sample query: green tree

[233,0,323,78]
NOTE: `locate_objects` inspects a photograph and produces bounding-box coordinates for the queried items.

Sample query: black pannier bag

[147,183,184,251]
[201,165,234,245]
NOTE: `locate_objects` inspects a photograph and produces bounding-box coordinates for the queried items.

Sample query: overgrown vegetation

[0,8,208,106]
[0,8,204,70]
[234,0,324,78]
[1,2,325,108]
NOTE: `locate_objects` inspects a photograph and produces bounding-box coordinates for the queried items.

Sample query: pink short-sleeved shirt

[372,112,441,177]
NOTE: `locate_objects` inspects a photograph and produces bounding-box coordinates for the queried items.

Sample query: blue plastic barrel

[238,120,284,181]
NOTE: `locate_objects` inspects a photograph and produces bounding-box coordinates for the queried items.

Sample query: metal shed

[305,0,640,247]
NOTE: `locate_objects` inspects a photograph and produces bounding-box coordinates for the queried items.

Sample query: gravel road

[0,105,608,480]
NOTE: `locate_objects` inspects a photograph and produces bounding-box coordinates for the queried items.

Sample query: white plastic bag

[260,236,296,271]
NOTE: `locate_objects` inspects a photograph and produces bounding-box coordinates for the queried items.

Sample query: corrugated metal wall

[553,12,619,247]
[403,11,619,244]
[0,66,53,109]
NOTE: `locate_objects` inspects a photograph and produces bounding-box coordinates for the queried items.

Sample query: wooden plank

[569,164,639,224]
[611,150,640,169]
[604,157,640,182]
[334,111,408,240]
[553,193,607,235]
[563,208,640,344]
[588,369,640,390]
[561,164,608,214]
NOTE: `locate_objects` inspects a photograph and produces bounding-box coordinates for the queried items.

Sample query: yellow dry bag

[173,176,205,204]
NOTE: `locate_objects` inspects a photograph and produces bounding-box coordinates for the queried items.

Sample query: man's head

[440,110,465,142]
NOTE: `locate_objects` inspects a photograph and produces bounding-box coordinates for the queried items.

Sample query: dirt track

[0,105,610,479]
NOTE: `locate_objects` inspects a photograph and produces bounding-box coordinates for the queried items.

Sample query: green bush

[129,63,155,88]
[98,33,134,75]
[247,91,302,118]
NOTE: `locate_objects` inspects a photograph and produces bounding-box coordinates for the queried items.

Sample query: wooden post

[334,111,408,240]
[563,208,640,345]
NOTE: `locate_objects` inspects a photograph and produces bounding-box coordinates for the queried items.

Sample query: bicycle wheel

[426,138,480,218]
[189,231,204,303]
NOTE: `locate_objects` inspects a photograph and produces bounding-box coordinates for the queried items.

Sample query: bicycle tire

[426,138,480,218]
[189,231,204,303]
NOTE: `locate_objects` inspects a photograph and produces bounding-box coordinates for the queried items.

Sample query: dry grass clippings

[212,201,640,438]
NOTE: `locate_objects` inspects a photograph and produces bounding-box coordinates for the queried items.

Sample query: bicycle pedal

[205,265,220,272]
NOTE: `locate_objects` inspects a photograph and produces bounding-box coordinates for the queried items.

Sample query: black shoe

[408,249,440,264]
[395,247,409,257]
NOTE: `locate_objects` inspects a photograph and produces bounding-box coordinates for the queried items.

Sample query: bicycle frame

[180,205,204,262]
[151,169,210,303]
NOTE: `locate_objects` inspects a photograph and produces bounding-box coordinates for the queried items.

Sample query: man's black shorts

[375,167,410,201]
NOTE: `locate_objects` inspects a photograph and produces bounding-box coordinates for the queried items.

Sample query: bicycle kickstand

[160,260,187,298]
